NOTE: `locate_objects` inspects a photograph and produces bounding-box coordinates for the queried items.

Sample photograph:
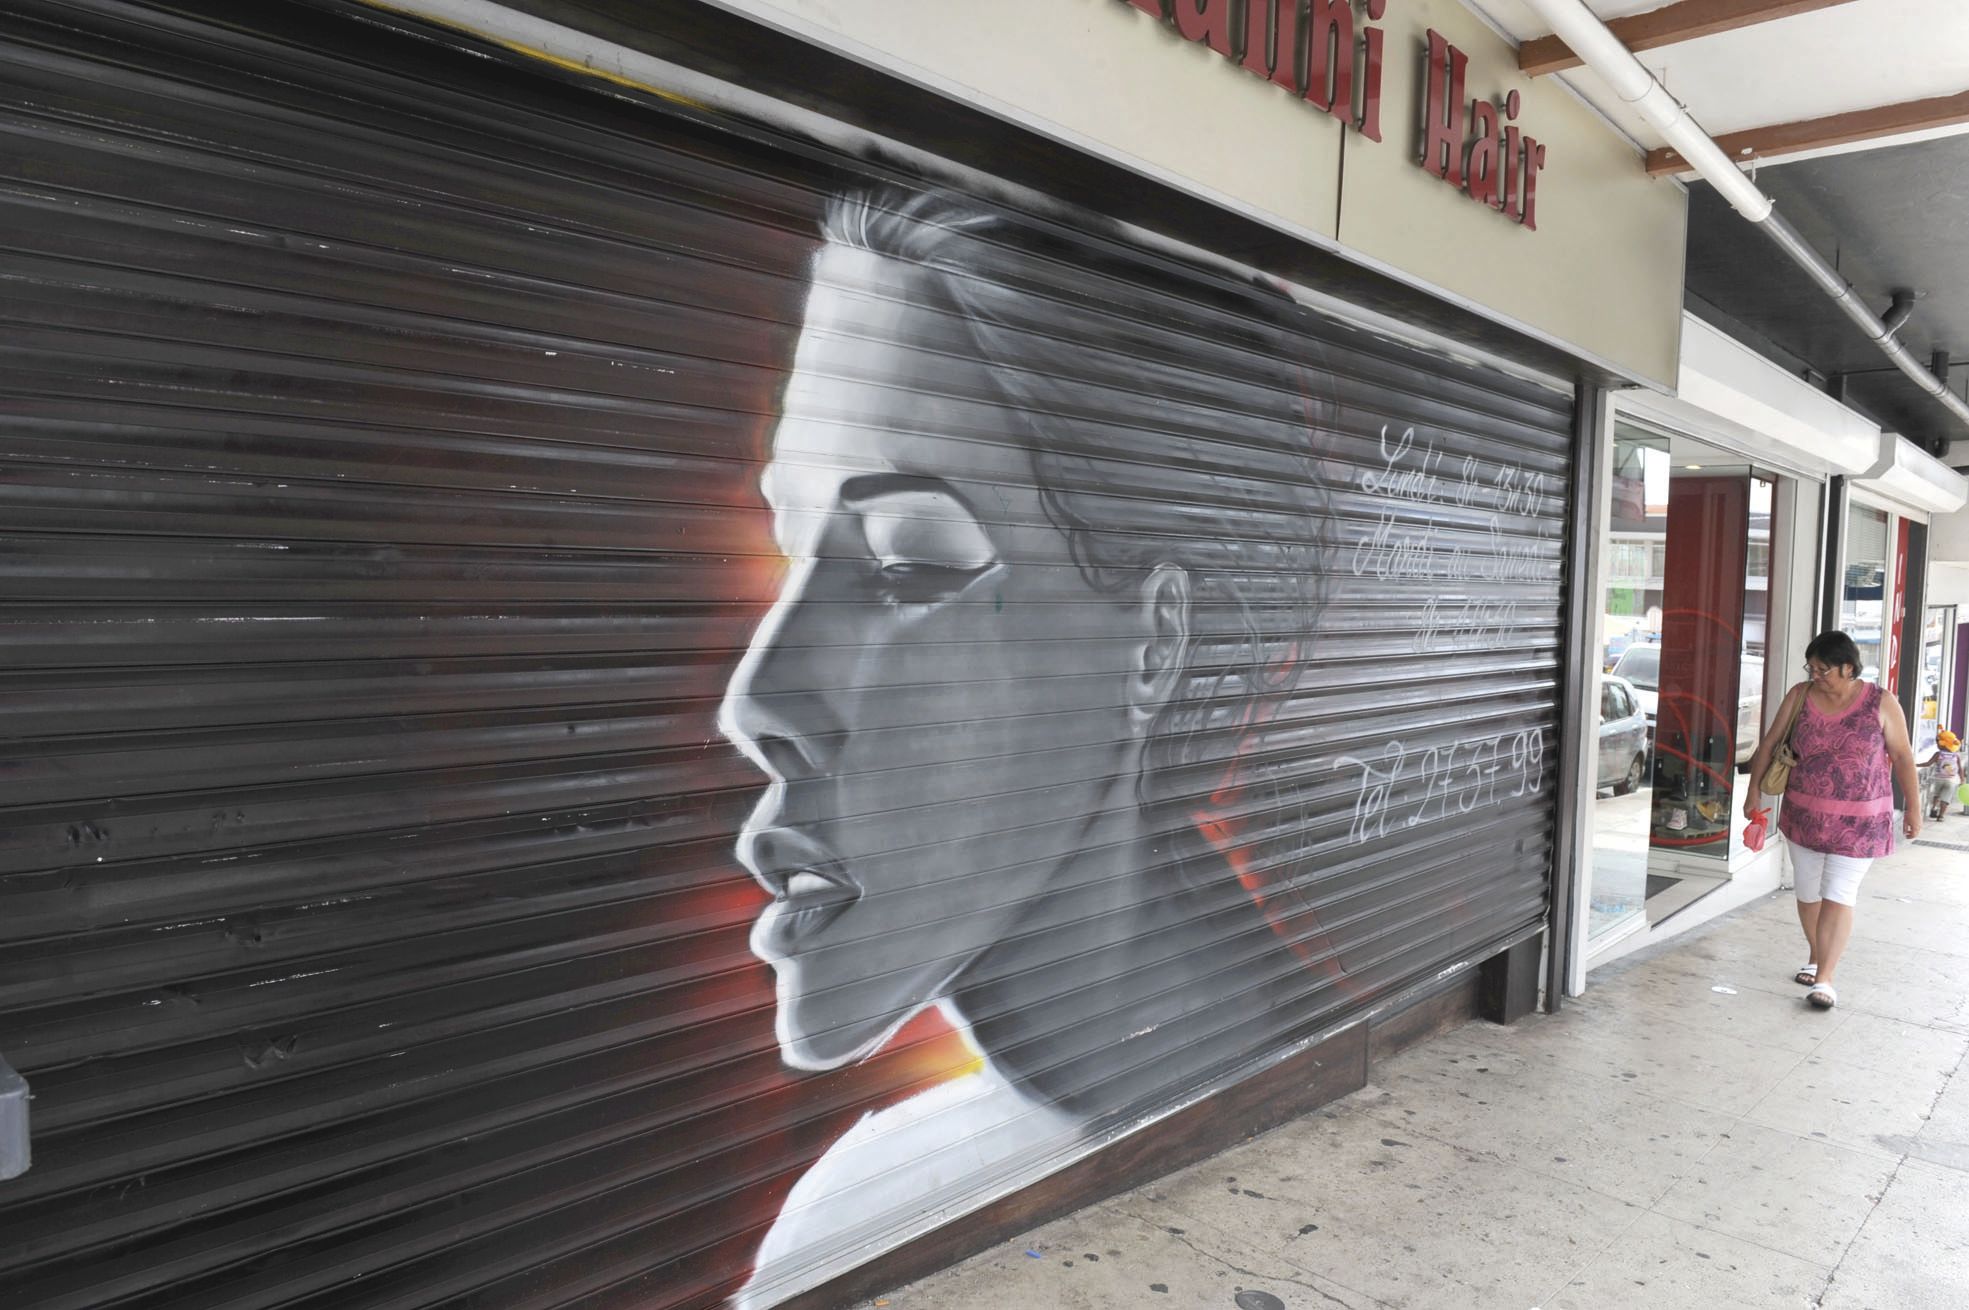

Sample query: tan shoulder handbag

[1758,687,1806,794]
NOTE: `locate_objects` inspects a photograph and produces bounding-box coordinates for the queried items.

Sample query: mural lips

[749,825,861,950]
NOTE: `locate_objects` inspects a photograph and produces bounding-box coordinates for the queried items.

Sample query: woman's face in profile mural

[719,244,1175,1071]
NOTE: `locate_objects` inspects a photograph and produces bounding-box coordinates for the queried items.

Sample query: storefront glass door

[1587,428,1664,942]
[1586,425,1777,946]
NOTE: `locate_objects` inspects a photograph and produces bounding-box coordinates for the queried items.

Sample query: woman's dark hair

[1805,630,1863,678]
[816,187,1333,815]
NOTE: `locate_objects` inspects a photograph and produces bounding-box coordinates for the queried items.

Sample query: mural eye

[874,560,992,605]
[856,488,998,606]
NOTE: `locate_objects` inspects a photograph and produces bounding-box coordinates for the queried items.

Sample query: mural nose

[748,726,832,785]
[723,640,850,783]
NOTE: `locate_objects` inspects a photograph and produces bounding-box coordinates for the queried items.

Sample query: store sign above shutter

[687,0,1686,389]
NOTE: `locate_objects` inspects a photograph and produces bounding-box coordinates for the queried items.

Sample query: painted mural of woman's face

[719,245,1174,1071]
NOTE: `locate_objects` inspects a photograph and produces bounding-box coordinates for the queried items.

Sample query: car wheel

[1614,753,1645,796]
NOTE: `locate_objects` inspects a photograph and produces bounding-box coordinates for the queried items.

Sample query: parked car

[1604,626,1658,672]
[1609,642,1659,729]
[1599,674,1651,795]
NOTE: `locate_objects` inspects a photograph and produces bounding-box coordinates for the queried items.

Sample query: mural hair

[818,186,1334,827]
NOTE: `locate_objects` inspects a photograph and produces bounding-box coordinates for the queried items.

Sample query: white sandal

[1794,963,1818,985]
[1807,982,1837,1010]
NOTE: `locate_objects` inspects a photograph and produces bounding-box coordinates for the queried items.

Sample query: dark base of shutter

[1480,932,1546,1026]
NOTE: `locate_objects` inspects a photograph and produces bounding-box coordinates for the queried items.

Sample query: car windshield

[1613,644,1658,689]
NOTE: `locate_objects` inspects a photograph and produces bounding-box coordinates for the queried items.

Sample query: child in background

[1927,729,1962,822]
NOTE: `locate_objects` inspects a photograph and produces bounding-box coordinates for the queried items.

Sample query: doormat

[1913,839,1969,852]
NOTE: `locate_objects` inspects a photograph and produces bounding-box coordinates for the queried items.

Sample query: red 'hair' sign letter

[1420,29,1468,187]
[1171,0,1235,57]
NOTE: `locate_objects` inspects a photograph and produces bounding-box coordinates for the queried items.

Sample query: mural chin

[744,818,977,1072]
[739,793,1126,1073]
[757,937,925,1072]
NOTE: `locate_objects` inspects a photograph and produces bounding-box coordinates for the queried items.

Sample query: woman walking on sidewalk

[1745,630,1922,1010]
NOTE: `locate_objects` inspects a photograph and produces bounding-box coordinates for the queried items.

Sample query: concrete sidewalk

[869,838,1969,1309]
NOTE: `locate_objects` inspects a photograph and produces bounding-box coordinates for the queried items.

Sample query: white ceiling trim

[1619,314,1878,478]
[1854,433,1969,517]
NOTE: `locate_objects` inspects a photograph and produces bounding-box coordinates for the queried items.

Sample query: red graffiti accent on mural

[1191,676,1288,924]
[1193,375,1370,1002]
[1187,634,1365,1004]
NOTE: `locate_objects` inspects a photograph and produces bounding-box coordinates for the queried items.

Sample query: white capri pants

[1790,845,1874,906]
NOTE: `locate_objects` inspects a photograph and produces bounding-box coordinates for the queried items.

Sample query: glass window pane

[1918,606,1951,756]
[1589,425,1669,943]
[1840,502,1890,681]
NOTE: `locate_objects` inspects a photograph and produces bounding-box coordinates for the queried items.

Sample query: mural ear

[1128,563,1192,731]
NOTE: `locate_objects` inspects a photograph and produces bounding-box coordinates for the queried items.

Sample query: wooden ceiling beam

[1646,90,1969,175]
[1519,0,1858,78]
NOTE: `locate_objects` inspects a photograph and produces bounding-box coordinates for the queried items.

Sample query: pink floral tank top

[1777,681,1895,858]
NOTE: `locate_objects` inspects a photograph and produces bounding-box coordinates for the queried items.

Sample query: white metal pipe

[1515,0,1969,439]
[1517,0,1771,220]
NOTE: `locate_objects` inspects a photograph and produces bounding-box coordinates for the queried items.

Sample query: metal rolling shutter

[0,2,1572,1308]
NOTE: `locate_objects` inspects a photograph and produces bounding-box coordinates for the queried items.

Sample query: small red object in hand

[1743,806,1770,852]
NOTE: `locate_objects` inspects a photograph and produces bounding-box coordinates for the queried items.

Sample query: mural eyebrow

[839,473,984,517]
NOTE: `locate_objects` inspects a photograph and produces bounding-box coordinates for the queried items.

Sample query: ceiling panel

[1472,0,1969,152]
[1686,132,1969,449]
